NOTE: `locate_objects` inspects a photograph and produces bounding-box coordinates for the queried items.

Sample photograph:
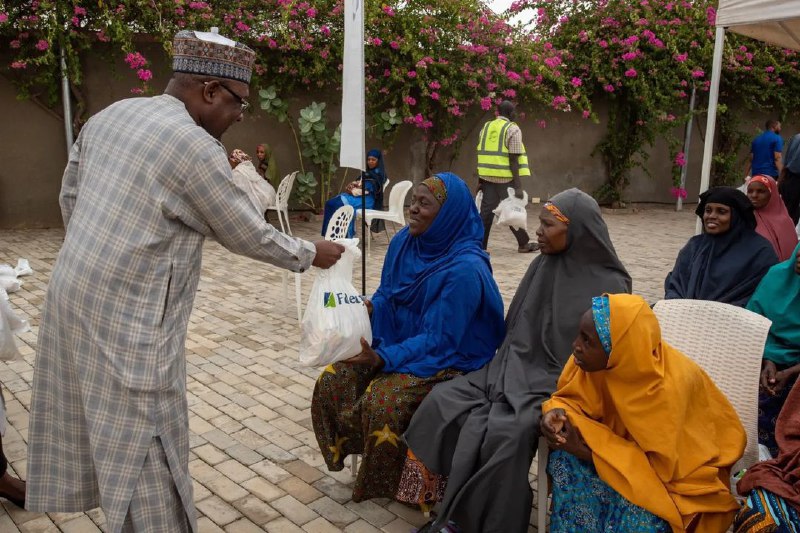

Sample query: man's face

[775,122,782,134]
[201,79,249,140]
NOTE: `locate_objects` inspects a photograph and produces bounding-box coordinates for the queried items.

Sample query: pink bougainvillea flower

[480,97,492,110]
[571,77,583,87]
[502,89,516,98]
[674,52,688,62]
[10,40,20,48]
[389,41,399,50]
[582,110,591,119]
[625,68,638,77]
[306,7,317,17]
[35,40,49,51]
[622,52,637,61]
[0,13,7,23]
[765,66,775,73]
[371,37,382,46]
[74,6,87,16]
[383,69,391,77]
[506,71,521,81]
[430,92,440,100]
[674,151,687,168]
[670,186,688,199]
[235,21,250,32]
[403,96,416,105]
[320,25,331,37]
[137,69,153,82]
[407,70,416,78]
[382,5,395,16]
[538,120,547,129]
[131,87,144,95]
[125,52,147,69]
[428,81,440,90]
[691,69,705,78]
[604,84,615,92]
[598,39,609,48]
[10,61,27,69]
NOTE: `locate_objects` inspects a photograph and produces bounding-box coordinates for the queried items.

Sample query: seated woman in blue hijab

[665,186,778,307]
[311,172,505,503]
[321,148,387,238]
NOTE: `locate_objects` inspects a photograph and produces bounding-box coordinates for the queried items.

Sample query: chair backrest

[386,180,414,225]
[276,171,299,210]
[324,205,354,241]
[652,299,772,473]
[383,178,391,192]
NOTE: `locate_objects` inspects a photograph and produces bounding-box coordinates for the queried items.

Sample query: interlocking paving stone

[0,208,696,531]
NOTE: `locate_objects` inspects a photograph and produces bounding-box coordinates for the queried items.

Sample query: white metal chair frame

[324,205,355,241]
[267,171,303,322]
[360,180,413,254]
[535,299,771,532]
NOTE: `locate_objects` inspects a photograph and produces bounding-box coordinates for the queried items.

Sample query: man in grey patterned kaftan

[25,29,344,532]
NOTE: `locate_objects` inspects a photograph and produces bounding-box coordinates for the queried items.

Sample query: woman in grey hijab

[399,188,632,533]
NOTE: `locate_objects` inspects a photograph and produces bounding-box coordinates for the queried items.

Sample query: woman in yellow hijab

[541,293,746,532]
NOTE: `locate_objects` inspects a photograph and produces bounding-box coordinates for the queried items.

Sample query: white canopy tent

[698,0,800,208]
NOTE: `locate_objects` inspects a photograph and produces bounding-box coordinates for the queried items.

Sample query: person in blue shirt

[746,119,784,179]
[311,172,505,503]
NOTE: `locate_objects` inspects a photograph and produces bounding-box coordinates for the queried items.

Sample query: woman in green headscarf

[256,143,279,188]
[748,243,800,457]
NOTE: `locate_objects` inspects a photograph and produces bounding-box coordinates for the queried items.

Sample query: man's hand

[514,187,525,199]
[475,180,483,194]
[312,241,344,269]
[342,337,384,369]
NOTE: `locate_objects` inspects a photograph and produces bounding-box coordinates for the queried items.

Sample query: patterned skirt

[311,362,460,502]
[735,488,800,533]
[547,449,671,533]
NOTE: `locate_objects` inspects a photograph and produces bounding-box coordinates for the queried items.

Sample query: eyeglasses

[204,81,250,112]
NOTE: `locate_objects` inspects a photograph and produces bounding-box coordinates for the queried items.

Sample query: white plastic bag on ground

[0,288,29,361]
[14,259,32,277]
[0,265,20,294]
[299,238,372,367]
[493,187,528,230]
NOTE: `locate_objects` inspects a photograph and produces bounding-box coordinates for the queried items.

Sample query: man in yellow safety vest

[476,100,537,253]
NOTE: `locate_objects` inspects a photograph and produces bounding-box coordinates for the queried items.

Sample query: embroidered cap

[172,28,256,84]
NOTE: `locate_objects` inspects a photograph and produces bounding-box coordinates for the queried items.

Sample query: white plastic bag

[796,219,800,239]
[493,187,528,230]
[0,265,20,294]
[475,190,483,211]
[299,239,373,367]
[0,288,29,361]
[14,259,32,277]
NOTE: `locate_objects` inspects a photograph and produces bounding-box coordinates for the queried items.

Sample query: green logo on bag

[323,292,337,308]
[322,292,364,308]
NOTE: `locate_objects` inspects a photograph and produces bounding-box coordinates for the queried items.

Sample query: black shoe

[517,242,539,253]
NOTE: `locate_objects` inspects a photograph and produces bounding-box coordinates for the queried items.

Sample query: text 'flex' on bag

[299,238,372,367]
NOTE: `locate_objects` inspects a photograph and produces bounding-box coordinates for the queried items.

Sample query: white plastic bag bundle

[0,264,20,294]
[493,187,528,230]
[0,288,30,361]
[299,239,372,367]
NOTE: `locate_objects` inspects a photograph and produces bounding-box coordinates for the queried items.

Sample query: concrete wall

[1,44,796,228]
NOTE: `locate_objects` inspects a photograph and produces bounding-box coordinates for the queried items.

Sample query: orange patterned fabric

[544,202,570,224]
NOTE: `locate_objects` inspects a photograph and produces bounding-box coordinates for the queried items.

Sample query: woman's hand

[541,409,592,461]
[762,361,800,396]
[342,338,384,369]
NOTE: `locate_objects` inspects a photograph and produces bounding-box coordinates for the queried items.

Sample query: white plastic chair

[268,171,299,236]
[266,171,302,322]
[361,180,413,253]
[536,298,771,532]
[324,205,354,241]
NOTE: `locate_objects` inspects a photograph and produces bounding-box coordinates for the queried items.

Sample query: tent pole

[697,26,726,233]
[676,84,696,211]
[61,46,74,151]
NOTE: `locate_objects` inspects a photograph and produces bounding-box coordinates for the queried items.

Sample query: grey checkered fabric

[26,94,315,533]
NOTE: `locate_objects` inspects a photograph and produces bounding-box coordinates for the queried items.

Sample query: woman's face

[366,156,379,169]
[702,202,732,235]
[535,209,569,255]
[747,181,771,210]
[408,184,441,236]
[256,145,266,161]
[572,310,608,372]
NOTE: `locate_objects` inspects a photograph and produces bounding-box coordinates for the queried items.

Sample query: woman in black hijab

[665,186,778,307]
[400,189,631,533]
